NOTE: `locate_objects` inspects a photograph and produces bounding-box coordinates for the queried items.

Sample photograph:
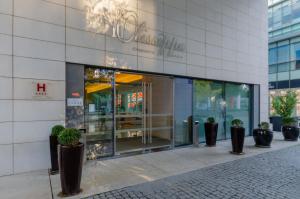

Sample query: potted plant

[58,128,84,196]
[49,125,64,174]
[282,117,299,141]
[230,119,245,155]
[272,90,299,141]
[204,117,218,146]
[253,122,273,148]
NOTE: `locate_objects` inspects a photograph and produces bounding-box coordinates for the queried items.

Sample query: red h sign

[34,82,47,97]
[37,83,46,92]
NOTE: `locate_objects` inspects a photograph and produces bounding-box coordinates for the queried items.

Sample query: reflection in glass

[84,68,114,159]
[115,72,173,153]
[225,83,251,138]
[193,80,226,142]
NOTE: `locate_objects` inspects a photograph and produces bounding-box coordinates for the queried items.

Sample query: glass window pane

[278,62,290,72]
[84,67,114,159]
[273,4,282,28]
[225,83,251,137]
[277,45,290,63]
[291,70,300,79]
[269,48,277,64]
[174,78,193,146]
[277,72,290,81]
[282,1,292,24]
[193,80,225,142]
[269,73,277,82]
[290,42,300,60]
[269,64,277,73]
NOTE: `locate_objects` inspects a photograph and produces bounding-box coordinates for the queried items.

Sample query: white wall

[0,0,268,176]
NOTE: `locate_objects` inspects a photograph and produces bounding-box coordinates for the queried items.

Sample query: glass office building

[268,0,300,115]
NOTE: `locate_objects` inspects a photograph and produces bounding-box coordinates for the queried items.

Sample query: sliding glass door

[115,72,173,154]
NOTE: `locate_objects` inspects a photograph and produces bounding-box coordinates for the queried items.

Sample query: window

[269,48,278,65]
[273,4,282,28]
[269,64,278,73]
[282,1,292,24]
[277,45,290,63]
[292,0,300,22]
[290,42,300,61]
[278,62,290,72]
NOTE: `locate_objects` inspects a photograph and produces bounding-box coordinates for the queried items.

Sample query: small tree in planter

[50,125,64,174]
[58,128,84,196]
[230,119,245,155]
[272,91,299,141]
[253,122,273,148]
[204,117,218,147]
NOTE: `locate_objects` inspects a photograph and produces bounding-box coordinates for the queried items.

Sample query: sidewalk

[0,132,299,199]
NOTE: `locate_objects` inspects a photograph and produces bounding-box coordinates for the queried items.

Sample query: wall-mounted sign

[67,98,84,107]
[32,82,49,99]
[85,0,186,58]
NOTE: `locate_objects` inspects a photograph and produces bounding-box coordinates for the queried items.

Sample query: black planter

[230,127,245,155]
[282,126,300,141]
[253,129,273,148]
[49,135,59,174]
[204,123,218,146]
[59,143,84,196]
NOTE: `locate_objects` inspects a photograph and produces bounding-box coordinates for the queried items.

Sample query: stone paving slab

[0,170,52,199]
[84,145,300,199]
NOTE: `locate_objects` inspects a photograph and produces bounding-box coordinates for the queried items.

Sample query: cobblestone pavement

[84,146,300,199]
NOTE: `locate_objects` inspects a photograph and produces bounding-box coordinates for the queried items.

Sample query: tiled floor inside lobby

[1,132,299,199]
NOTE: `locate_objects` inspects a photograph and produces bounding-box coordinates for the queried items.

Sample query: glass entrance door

[115,72,145,153]
[115,72,173,154]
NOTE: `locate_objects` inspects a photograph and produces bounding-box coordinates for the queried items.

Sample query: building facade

[0,0,268,176]
[268,0,300,114]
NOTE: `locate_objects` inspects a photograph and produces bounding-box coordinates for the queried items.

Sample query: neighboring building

[0,0,268,176]
[268,0,300,114]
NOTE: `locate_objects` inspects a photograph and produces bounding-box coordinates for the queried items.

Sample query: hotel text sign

[85,0,185,58]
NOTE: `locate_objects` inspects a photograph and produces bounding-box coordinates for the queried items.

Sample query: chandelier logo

[85,0,185,58]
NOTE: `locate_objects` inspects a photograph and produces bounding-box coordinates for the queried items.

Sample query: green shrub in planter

[58,128,81,146]
[253,122,273,148]
[231,119,243,128]
[207,117,215,124]
[51,125,65,137]
[205,117,218,146]
[272,90,299,141]
[259,122,269,130]
[230,119,245,154]
[50,125,65,173]
[58,128,84,196]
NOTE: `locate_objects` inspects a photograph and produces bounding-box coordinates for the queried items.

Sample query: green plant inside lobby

[204,117,218,147]
[230,119,245,155]
[253,122,273,148]
[58,128,84,196]
[49,125,65,174]
[272,90,299,141]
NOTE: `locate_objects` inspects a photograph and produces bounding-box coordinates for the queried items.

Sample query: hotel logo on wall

[32,81,50,99]
[85,0,185,58]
